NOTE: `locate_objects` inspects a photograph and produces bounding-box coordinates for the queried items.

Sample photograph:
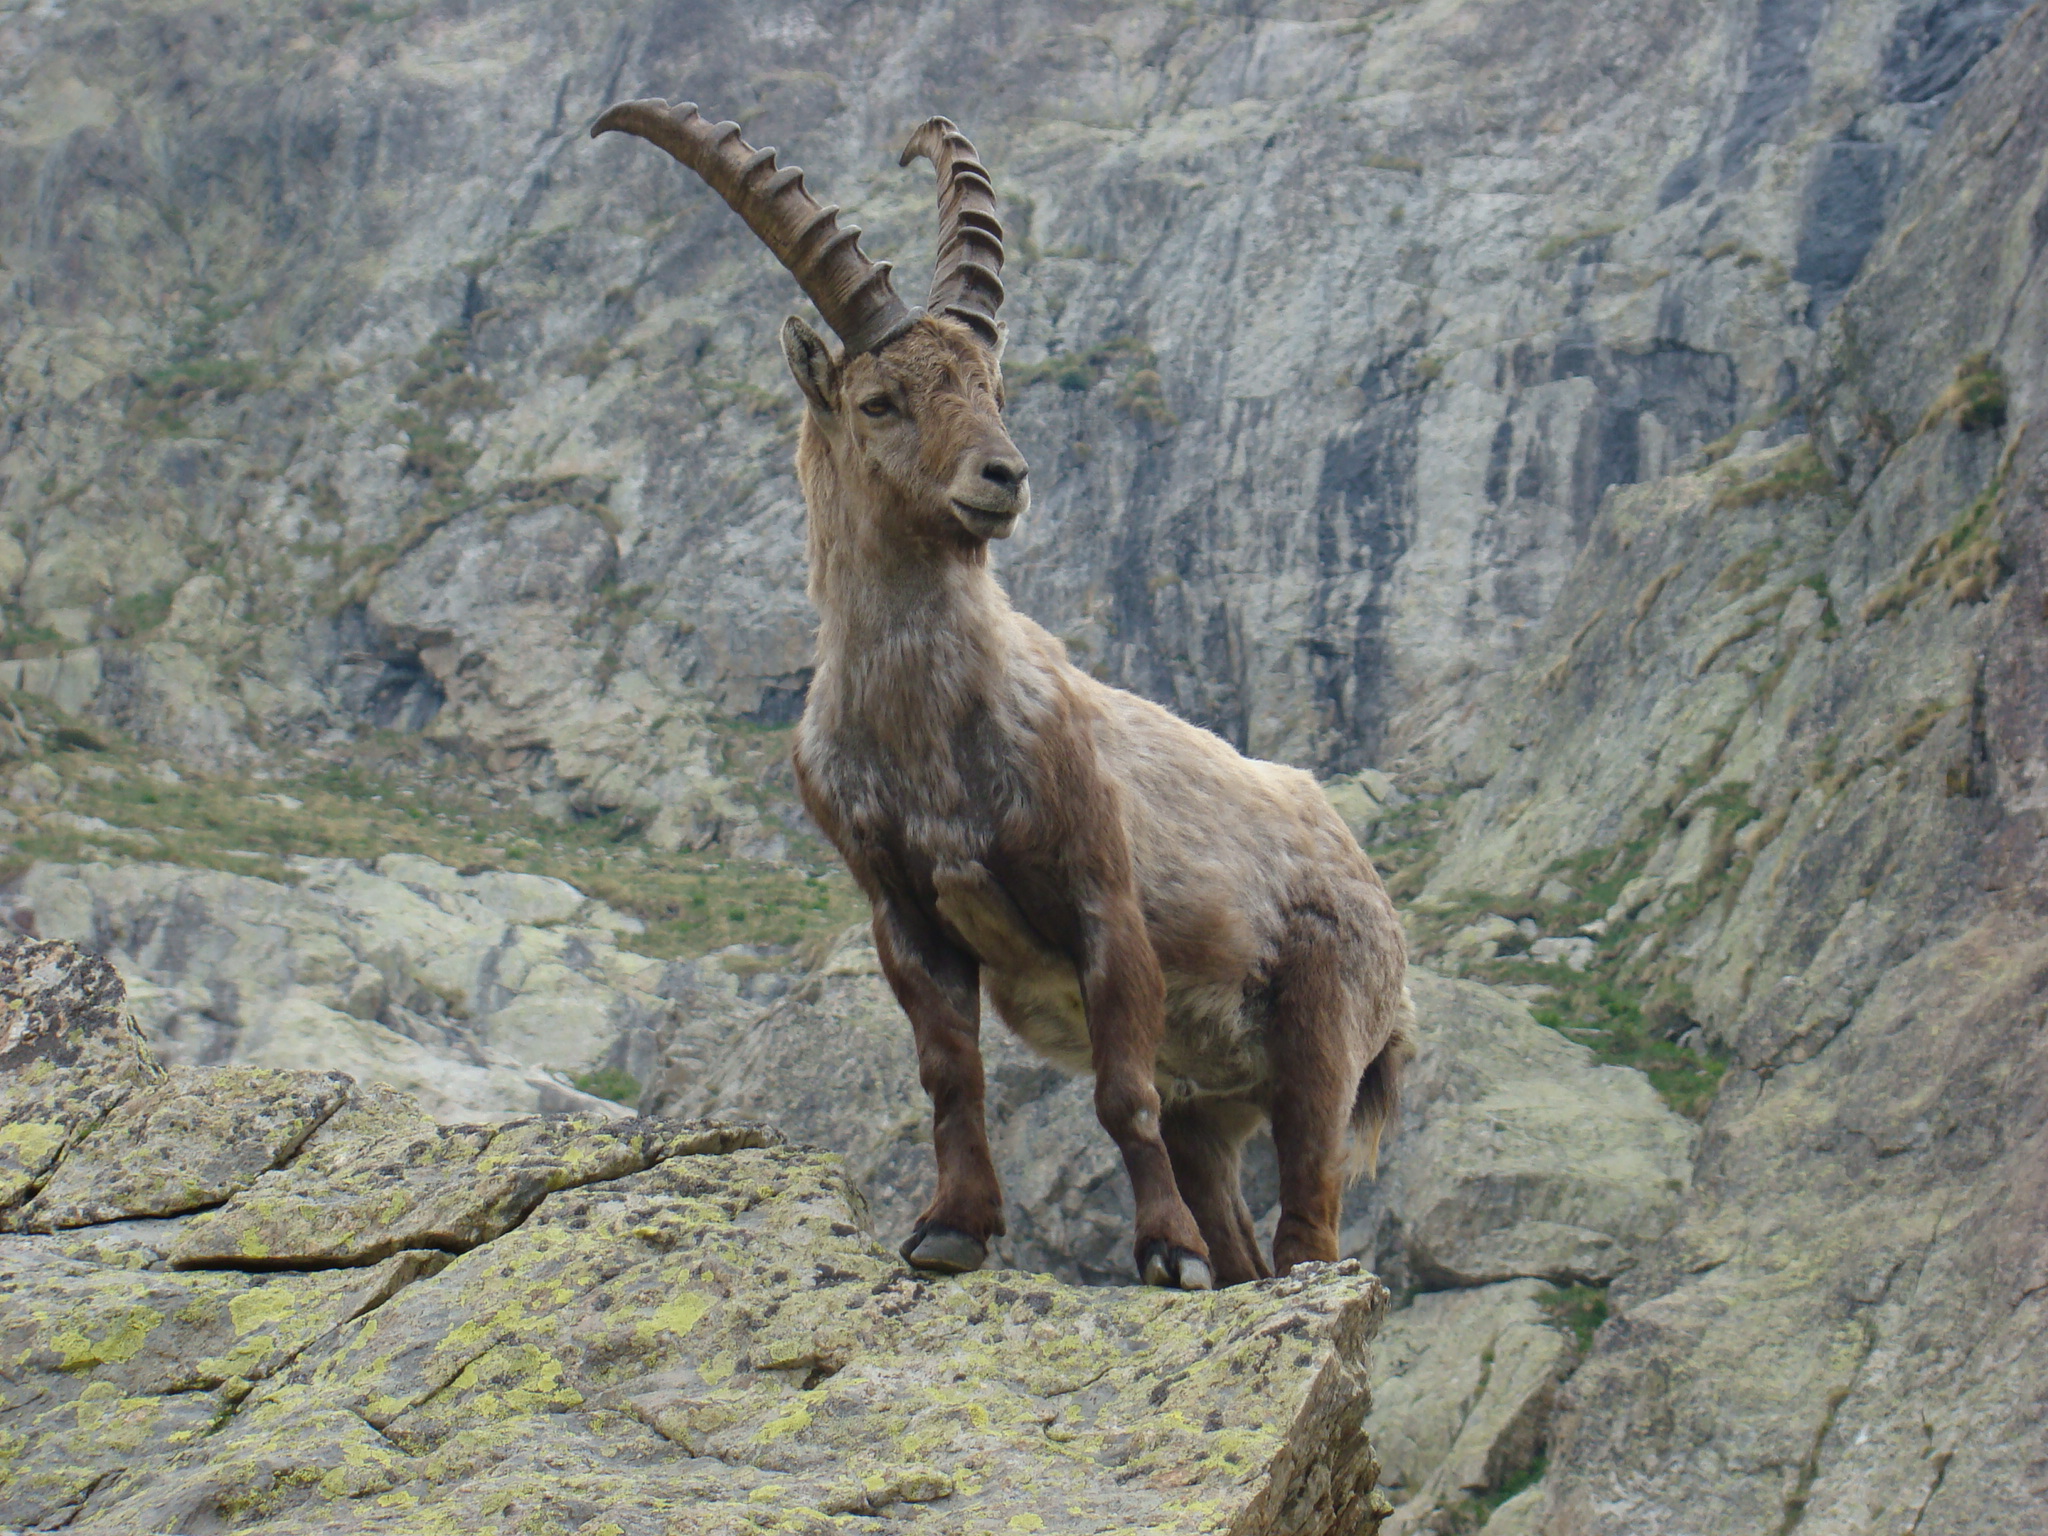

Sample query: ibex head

[592,103,1028,543]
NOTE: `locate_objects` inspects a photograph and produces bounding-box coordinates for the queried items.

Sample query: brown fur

[785,312,1414,1286]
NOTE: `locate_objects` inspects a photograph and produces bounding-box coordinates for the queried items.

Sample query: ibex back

[594,101,1414,1289]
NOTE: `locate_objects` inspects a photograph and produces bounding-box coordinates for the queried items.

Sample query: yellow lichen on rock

[0,936,1391,1533]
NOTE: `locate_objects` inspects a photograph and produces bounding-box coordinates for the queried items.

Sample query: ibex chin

[594,100,1413,1289]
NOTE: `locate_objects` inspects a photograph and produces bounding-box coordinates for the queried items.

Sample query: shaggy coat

[784,313,1413,1289]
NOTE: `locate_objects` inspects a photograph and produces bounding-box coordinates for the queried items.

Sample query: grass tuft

[108,584,180,640]
[1005,336,1179,426]
[569,1066,642,1105]
[1861,473,2006,621]
[127,358,267,435]
[1539,1284,1609,1352]
[1527,983,1727,1118]
[0,616,69,661]
[0,696,865,963]
[1709,440,1835,511]
[1917,352,2007,436]
[1535,223,1625,261]
[1114,368,1178,430]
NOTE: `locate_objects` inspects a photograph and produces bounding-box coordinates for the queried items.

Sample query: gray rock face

[1349,972,1698,1294]
[1369,1281,1573,1532]
[2,0,2025,789]
[12,855,678,1119]
[1407,11,2048,1530]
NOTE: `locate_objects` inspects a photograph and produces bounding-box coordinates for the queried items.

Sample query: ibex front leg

[873,900,1004,1273]
[1083,895,1214,1291]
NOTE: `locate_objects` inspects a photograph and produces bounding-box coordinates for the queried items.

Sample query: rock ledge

[0,938,1389,1534]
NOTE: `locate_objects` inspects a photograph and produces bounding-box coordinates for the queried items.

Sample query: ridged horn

[898,117,1005,350]
[592,98,918,356]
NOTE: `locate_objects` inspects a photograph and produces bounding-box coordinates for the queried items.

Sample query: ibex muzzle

[948,434,1029,538]
[594,100,1413,1293]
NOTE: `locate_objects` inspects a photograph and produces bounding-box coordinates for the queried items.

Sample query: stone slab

[164,1106,772,1270]
[66,1146,1390,1535]
[1350,971,1698,1291]
[16,1065,351,1230]
[0,938,163,1219]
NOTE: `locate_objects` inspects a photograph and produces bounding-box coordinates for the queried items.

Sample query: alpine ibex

[594,100,1413,1289]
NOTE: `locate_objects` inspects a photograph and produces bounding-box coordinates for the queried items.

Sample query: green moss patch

[0,695,865,963]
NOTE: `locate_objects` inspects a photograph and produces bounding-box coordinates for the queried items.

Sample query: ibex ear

[781,315,839,415]
[989,320,1008,367]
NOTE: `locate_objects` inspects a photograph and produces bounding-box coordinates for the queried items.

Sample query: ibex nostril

[982,459,1027,489]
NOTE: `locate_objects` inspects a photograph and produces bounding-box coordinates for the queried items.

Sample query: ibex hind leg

[1161,1098,1272,1288]
[1266,919,1371,1275]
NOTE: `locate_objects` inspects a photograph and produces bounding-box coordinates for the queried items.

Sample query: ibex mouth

[951,499,1022,539]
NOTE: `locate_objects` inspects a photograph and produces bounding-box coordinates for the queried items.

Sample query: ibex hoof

[901,1222,987,1274]
[1138,1240,1214,1292]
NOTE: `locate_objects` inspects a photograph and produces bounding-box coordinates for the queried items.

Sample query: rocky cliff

[3,0,2046,1533]
[1415,8,2048,1530]
[1,937,1393,1534]
[2,0,2032,787]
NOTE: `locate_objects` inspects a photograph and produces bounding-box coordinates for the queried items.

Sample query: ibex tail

[1347,985,1417,1182]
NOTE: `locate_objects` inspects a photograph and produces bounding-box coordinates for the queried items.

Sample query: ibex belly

[932,863,1268,1101]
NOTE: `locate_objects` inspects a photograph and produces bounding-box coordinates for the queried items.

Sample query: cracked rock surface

[9,855,667,1121]
[1368,1281,1571,1534]
[0,937,1392,1534]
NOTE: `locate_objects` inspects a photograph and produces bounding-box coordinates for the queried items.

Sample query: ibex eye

[860,396,893,418]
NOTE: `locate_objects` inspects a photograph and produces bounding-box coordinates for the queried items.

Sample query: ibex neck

[807,512,1013,727]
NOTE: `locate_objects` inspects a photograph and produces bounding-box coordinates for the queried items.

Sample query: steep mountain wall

[2,0,2028,803]
[1409,6,2048,1531]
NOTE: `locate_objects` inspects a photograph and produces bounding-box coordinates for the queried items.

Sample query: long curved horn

[592,99,917,356]
[898,117,1005,350]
